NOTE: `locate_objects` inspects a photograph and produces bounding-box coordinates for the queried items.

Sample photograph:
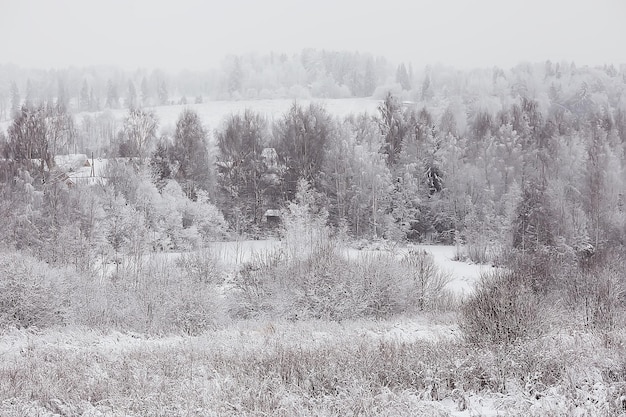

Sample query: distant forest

[0,51,625,270]
[0,49,393,118]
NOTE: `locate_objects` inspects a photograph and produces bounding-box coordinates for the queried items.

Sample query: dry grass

[2,320,626,416]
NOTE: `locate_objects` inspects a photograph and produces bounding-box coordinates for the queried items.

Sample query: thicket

[460,246,626,348]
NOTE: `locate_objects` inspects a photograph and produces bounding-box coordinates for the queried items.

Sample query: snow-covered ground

[76,97,382,131]
[0,98,382,137]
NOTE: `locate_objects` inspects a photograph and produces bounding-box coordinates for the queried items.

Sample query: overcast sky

[1,0,624,71]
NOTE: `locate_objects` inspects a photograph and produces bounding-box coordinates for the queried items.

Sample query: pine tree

[10,82,20,118]
[378,92,408,166]
[24,79,34,108]
[158,81,168,106]
[141,76,150,106]
[396,63,411,90]
[80,80,90,111]
[126,81,138,109]
[149,141,172,192]
[106,79,119,109]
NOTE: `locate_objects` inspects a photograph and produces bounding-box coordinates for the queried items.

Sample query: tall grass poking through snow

[3,321,626,416]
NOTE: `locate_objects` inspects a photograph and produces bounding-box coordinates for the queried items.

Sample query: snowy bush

[572,261,626,331]
[231,241,452,320]
[460,270,545,346]
[175,247,224,285]
[401,249,452,311]
[281,179,330,261]
[0,253,69,329]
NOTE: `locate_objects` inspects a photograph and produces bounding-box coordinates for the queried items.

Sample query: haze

[1,0,625,70]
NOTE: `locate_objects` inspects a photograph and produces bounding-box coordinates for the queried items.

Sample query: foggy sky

[1,0,624,71]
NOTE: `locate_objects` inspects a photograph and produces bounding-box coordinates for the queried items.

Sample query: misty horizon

[1,0,625,71]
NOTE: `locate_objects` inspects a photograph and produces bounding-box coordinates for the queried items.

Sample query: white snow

[74,98,382,132]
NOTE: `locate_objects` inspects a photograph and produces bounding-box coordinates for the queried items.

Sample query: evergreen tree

[141,76,150,106]
[149,141,172,192]
[57,78,69,111]
[106,79,119,109]
[79,80,90,111]
[24,79,34,108]
[126,81,138,109]
[396,63,411,90]
[158,80,168,105]
[513,180,555,252]
[228,56,243,95]
[378,92,408,166]
[10,82,20,118]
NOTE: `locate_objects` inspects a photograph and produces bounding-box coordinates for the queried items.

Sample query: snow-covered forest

[1,52,626,415]
[1,59,625,263]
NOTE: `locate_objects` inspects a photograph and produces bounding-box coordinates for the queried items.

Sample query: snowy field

[0,97,383,135]
[84,97,382,131]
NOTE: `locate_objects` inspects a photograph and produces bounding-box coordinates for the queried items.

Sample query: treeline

[0,50,393,119]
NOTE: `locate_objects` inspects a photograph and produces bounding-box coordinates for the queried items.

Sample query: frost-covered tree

[79,80,90,111]
[282,178,329,260]
[172,109,211,199]
[396,63,411,91]
[7,104,52,177]
[10,81,20,118]
[105,79,119,109]
[228,56,243,95]
[44,102,76,156]
[336,114,393,238]
[378,92,408,166]
[122,108,158,162]
[126,81,138,110]
[149,140,172,192]
[56,78,69,111]
[158,80,168,105]
[273,102,333,200]
[140,76,150,106]
[216,110,272,232]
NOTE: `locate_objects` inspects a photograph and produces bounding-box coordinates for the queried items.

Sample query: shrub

[230,247,286,318]
[401,249,452,311]
[175,247,224,285]
[353,251,411,318]
[460,270,544,346]
[0,253,68,329]
[167,281,227,335]
[231,242,454,320]
[584,263,625,331]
